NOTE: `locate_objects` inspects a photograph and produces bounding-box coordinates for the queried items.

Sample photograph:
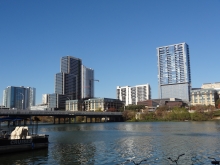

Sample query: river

[1,121,220,165]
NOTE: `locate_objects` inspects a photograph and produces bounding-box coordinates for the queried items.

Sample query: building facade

[66,98,124,111]
[157,42,191,102]
[81,65,94,99]
[137,98,185,111]
[48,55,95,110]
[42,94,49,104]
[116,84,151,106]
[3,86,36,109]
[201,82,220,98]
[190,88,219,106]
[55,56,82,100]
[201,82,220,89]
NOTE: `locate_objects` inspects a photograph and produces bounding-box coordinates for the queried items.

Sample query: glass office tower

[157,42,191,102]
[81,65,94,98]
[3,86,36,109]
[55,56,82,100]
[49,56,82,109]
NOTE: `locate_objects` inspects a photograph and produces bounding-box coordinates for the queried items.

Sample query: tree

[122,110,135,121]
[216,99,220,108]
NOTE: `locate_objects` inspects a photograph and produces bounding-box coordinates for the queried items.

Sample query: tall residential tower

[157,42,191,102]
[3,86,36,109]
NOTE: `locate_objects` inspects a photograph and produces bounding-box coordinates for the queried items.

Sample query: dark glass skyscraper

[49,56,82,109]
[55,56,82,100]
[157,43,191,102]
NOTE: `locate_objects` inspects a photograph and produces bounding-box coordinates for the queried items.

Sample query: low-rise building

[137,98,185,111]
[201,82,220,99]
[190,88,219,106]
[66,98,124,111]
[30,104,48,110]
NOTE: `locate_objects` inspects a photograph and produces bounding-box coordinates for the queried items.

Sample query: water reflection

[2,122,220,164]
[0,148,48,165]
[50,143,96,165]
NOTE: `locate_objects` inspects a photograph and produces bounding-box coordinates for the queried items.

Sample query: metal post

[20,93,24,110]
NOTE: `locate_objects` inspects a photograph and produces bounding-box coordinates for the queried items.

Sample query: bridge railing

[0,109,122,116]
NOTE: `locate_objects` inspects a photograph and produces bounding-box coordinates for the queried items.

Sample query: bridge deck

[0,109,123,117]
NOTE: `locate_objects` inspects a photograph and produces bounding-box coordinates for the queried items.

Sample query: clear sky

[0,0,220,105]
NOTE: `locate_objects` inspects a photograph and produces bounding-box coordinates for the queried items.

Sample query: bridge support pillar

[64,118,66,124]
[90,117,92,123]
[73,117,76,123]
[105,117,107,122]
[58,117,60,124]
[69,117,71,124]
[54,117,56,124]
[86,117,87,123]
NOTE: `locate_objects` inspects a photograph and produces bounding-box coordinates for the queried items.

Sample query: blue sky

[0,0,220,105]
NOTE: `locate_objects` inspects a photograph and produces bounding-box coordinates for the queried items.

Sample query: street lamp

[67,97,71,111]
[20,93,24,110]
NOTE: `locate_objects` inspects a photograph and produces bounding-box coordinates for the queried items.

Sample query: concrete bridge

[0,109,123,124]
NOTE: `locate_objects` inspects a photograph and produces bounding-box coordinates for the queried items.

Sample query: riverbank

[123,109,220,122]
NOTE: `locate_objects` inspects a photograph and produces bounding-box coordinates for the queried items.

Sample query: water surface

[1,121,220,165]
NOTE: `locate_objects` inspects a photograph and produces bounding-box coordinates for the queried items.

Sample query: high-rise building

[157,42,191,102]
[48,55,95,110]
[55,56,82,100]
[117,84,151,106]
[81,65,94,99]
[3,86,36,109]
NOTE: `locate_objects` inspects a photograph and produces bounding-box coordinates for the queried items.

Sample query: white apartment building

[117,84,151,106]
[42,94,49,104]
